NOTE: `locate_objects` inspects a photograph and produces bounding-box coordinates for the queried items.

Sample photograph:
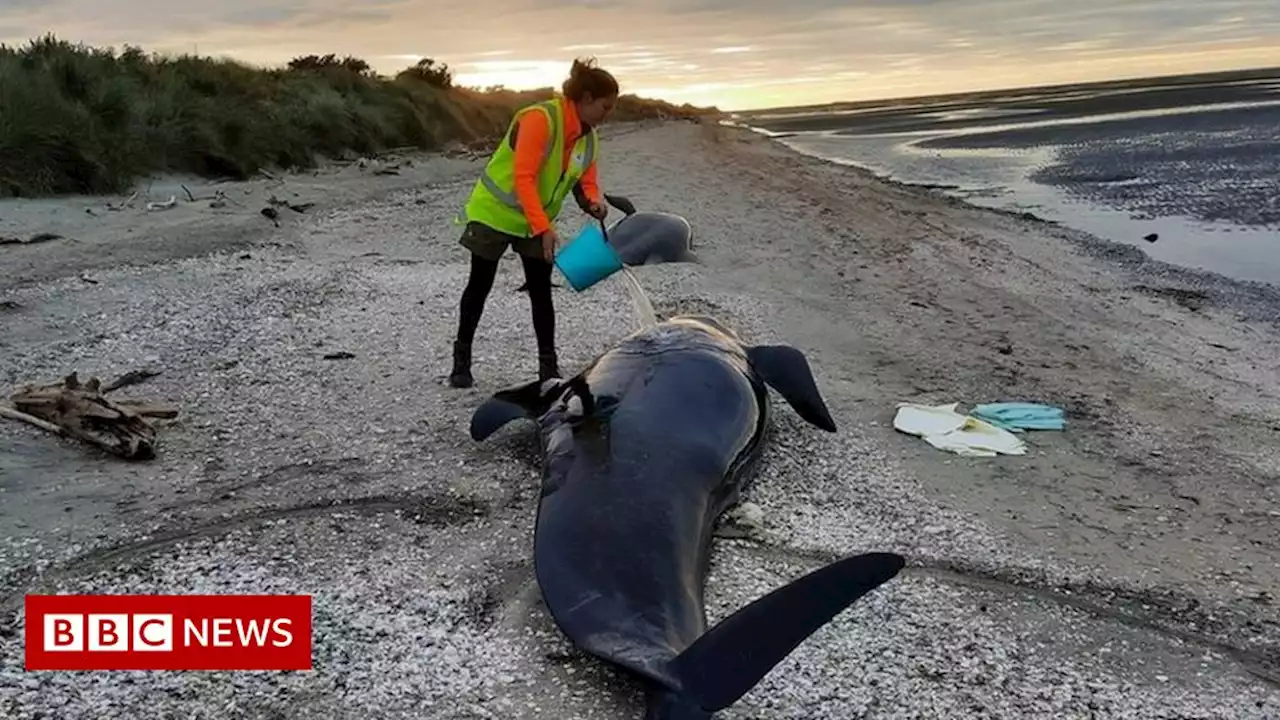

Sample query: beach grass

[0,34,716,198]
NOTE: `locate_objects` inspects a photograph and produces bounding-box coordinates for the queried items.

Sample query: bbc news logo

[25,594,312,671]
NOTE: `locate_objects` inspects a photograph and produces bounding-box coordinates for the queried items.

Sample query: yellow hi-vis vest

[461,97,598,238]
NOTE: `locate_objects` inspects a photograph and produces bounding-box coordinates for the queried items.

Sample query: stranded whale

[470,314,905,719]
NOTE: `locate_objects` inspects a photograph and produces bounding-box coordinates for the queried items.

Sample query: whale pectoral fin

[746,345,837,432]
[668,552,906,712]
[469,378,564,441]
[469,396,535,441]
[604,193,637,216]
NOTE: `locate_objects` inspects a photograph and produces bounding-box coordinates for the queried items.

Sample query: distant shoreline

[723,68,1280,291]
[717,120,1280,324]
[731,65,1280,125]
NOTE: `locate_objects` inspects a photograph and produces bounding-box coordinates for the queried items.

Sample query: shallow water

[740,72,1280,287]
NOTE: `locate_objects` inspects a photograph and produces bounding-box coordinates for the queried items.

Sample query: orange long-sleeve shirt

[512,97,602,237]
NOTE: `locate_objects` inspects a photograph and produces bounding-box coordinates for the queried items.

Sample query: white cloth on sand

[893,402,1027,457]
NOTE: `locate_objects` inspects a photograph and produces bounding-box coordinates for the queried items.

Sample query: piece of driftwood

[4,372,177,460]
[106,191,139,212]
[0,405,63,434]
[267,194,314,214]
[0,232,63,246]
[102,368,162,393]
[146,195,177,212]
[442,137,498,161]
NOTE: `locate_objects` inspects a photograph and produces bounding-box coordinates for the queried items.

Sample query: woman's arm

[512,110,554,236]
[578,159,603,208]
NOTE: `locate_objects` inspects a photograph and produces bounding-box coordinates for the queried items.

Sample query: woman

[447,58,620,389]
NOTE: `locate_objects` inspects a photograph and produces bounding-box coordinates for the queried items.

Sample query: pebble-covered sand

[1,120,1277,718]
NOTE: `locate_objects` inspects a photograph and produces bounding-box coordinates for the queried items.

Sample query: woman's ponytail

[562,57,619,101]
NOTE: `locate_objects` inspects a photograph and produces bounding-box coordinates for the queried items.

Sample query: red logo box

[24,594,312,671]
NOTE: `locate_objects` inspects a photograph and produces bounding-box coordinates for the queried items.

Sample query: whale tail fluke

[643,690,714,720]
[648,552,905,718]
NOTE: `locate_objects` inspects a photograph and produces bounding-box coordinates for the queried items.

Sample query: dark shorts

[459,221,544,262]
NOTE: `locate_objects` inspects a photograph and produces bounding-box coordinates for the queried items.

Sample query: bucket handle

[598,218,610,245]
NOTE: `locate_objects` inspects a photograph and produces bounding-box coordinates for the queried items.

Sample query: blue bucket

[554,222,623,292]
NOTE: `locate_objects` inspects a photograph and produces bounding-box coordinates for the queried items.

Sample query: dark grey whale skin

[602,193,699,265]
[469,315,906,719]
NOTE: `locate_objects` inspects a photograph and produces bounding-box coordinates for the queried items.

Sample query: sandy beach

[1,119,1278,718]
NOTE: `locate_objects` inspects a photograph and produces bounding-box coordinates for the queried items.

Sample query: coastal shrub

[0,34,718,198]
[396,58,453,90]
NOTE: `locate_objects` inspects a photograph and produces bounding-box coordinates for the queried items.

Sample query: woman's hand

[541,228,561,263]
[585,201,608,221]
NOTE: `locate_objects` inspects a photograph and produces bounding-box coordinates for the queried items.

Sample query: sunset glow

[3,0,1278,110]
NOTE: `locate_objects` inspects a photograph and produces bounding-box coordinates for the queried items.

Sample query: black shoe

[449,341,474,388]
[538,352,561,383]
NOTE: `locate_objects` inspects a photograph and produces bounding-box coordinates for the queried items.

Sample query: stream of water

[619,266,658,330]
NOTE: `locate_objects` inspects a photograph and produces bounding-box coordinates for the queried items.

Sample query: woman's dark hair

[562,57,619,102]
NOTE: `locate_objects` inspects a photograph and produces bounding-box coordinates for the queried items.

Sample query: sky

[2,0,1279,111]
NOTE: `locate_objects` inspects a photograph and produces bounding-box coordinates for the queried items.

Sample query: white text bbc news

[43,614,296,652]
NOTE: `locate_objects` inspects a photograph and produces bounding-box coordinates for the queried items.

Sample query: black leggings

[456,253,555,354]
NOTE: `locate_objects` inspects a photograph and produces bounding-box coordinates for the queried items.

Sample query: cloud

[0,0,60,10]
[0,0,1277,108]
[0,0,404,41]
[218,2,313,26]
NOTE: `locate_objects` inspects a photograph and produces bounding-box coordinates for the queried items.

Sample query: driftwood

[146,195,178,212]
[267,194,314,214]
[443,137,499,161]
[106,192,139,211]
[4,371,177,460]
[102,369,162,393]
[355,157,411,175]
[0,232,63,246]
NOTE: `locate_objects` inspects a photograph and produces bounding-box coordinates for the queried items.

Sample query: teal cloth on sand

[969,402,1065,433]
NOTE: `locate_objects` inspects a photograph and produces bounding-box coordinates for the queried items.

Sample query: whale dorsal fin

[668,552,905,712]
[604,193,637,216]
[469,378,568,441]
[746,345,837,432]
